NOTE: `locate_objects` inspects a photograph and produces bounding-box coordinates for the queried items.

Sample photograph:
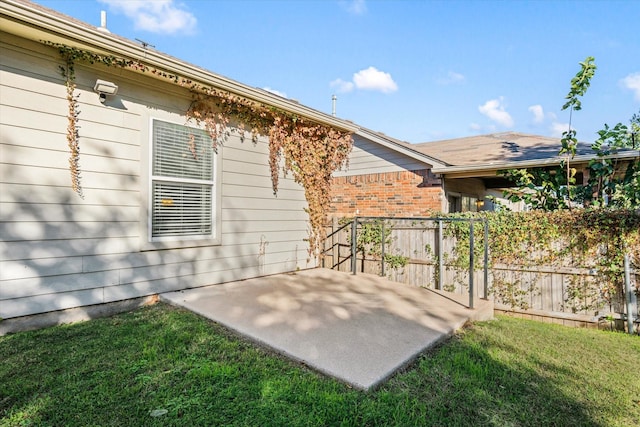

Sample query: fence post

[381,221,386,277]
[331,217,338,270]
[351,218,358,275]
[469,220,475,309]
[321,224,326,269]
[483,219,489,300]
[624,253,634,335]
[438,220,443,290]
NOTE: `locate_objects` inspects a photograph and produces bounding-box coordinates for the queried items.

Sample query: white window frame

[146,118,221,248]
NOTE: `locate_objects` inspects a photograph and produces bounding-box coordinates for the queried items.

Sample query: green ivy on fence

[443,210,640,313]
[340,219,410,275]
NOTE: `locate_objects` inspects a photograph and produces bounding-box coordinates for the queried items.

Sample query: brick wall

[328,169,444,218]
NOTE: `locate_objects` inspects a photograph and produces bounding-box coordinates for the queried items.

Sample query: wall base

[0,295,159,336]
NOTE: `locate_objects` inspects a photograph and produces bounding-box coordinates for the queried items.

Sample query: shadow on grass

[374,337,600,426]
[1,306,636,426]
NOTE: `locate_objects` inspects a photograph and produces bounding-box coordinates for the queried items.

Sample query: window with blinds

[151,120,215,240]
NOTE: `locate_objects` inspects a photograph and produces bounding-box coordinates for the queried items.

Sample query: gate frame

[345,216,489,309]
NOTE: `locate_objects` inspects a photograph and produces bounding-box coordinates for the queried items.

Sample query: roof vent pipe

[97,10,110,34]
[332,94,337,117]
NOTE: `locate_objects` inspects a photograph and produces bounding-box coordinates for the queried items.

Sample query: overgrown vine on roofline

[44,41,353,259]
[186,94,353,255]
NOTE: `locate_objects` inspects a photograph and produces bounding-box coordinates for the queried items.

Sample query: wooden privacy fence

[322,217,639,329]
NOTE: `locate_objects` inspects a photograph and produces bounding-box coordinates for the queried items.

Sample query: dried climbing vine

[45,41,353,258]
[187,93,352,256]
[58,48,83,197]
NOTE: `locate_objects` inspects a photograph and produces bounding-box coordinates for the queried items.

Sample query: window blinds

[151,120,215,239]
[153,121,213,180]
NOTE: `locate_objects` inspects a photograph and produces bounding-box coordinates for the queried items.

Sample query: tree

[501,57,640,210]
[500,166,572,210]
[588,112,640,208]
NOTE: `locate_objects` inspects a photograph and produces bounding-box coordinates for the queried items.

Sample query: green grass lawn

[1,303,638,427]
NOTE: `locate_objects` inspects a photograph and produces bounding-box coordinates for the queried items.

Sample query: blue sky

[34,0,640,144]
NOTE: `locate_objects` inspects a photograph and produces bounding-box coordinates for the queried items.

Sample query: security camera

[93,79,118,103]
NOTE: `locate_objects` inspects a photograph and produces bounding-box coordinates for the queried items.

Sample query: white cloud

[330,78,355,93]
[478,97,514,127]
[343,0,367,15]
[330,67,397,94]
[528,105,545,123]
[437,71,465,85]
[551,122,573,138]
[620,72,640,101]
[99,0,197,35]
[263,87,287,98]
[353,66,398,93]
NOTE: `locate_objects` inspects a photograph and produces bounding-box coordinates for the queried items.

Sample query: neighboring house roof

[412,132,639,177]
[412,132,592,167]
[0,0,358,133]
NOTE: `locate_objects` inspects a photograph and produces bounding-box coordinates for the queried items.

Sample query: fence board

[323,218,639,322]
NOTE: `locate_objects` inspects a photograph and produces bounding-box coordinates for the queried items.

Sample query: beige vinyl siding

[0,33,311,319]
[333,134,429,177]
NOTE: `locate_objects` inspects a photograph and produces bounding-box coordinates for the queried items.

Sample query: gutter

[0,0,358,133]
[432,150,640,176]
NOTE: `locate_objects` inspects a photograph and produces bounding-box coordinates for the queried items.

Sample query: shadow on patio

[161,268,493,390]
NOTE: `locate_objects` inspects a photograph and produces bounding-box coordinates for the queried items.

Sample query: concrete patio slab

[160,268,493,390]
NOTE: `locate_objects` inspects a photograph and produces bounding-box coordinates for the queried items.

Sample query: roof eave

[432,151,640,178]
[0,0,358,132]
